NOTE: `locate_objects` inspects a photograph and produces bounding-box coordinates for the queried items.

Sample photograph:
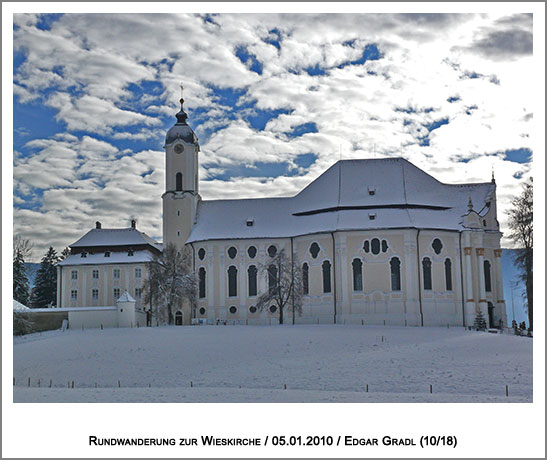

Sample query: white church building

[58,95,507,329]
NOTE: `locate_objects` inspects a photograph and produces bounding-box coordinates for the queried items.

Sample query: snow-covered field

[13,325,532,403]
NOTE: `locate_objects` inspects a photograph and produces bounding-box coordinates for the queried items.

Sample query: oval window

[309,242,320,259]
[371,238,380,255]
[229,306,237,314]
[199,307,206,315]
[198,248,206,260]
[269,305,277,313]
[247,246,257,258]
[249,305,257,313]
[432,238,443,255]
[267,245,277,257]
[228,246,237,259]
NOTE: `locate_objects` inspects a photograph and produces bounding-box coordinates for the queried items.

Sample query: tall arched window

[422,257,432,290]
[248,265,257,297]
[352,258,363,291]
[198,267,206,298]
[322,260,332,293]
[484,260,492,292]
[176,172,183,191]
[228,266,238,297]
[268,264,278,295]
[302,263,309,295]
[444,259,452,291]
[390,257,401,291]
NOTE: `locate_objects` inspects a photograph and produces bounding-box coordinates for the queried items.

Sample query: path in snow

[13,325,532,403]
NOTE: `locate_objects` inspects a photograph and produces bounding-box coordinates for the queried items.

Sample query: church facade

[58,95,507,329]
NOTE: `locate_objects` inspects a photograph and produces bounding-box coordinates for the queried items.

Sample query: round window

[199,307,206,315]
[309,242,320,259]
[249,305,257,313]
[247,246,257,258]
[371,238,380,255]
[228,247,237,259]
[198,248,206,260]
[267,245,277,257]
[269,305,277,313]
[229,306,237,314]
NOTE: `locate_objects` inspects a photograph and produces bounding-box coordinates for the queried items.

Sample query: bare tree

[13,236,33,306]
[256,248,303,325]
[143,243,197,325]
[507,177,533,330]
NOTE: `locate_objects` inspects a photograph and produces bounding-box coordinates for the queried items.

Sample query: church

[57,94,507,329]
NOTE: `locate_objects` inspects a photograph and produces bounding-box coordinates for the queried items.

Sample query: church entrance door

[175,311,183,326]
[487,302,495,329]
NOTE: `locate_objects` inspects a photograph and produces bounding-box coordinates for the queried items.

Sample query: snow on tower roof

[70,227,161,251]
[117,291,135,303]
[187,158,494,243]
[58,249,155,266]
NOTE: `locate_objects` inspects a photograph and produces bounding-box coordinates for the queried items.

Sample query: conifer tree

[473,309,487,331]
[13,236,32,306]
[30,247,60,308]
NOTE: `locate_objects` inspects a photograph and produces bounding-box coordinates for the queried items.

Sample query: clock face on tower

[174,144,184,154]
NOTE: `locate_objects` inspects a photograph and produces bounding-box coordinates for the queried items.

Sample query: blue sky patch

[235,46,263,75]
[205,160,305,181]
[504,148,532,164]
[294,153,317,169]
[247,107,291,131]
[305,64,327,76]
[35,13,63,31]
[287,122,318,138]
[425,117,449,132]
[447,96,461,103]
[264,28,281,50]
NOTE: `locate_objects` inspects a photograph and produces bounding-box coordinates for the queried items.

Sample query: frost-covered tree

[256,248,303,325]
[507,178,533,330]
[13,236,32,306]
[143,243,196,325]
[59,247,71,260]
[473,309,487,331]
[30,247,60,308]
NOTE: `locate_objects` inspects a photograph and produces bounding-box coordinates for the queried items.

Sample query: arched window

[371,238,380,255]
[268,264,278,295]
[228,266,238,297]
[484,260,492,292]
[322,260,332,293]
[390,257,401,291]
[176,172,183,191]
[444,259,452,291]
[198,267,206,298]
[352,258,363,291]
[248,265,257,297]
[302,263,309,295]
[422,257,432,290]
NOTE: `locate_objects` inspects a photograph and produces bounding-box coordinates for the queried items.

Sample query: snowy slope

[13,325,532,403]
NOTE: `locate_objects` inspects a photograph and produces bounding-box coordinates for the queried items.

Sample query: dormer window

[246,218,254,227]
[81,251,87,258]
[368,186,376,196]
[128,248,134,256]
[104,251,111,258]
[369,213,376,220]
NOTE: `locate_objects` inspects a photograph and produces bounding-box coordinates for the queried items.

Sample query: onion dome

[165,97,198,146]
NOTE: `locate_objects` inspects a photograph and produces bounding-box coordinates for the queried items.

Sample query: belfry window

[248,265,257,297]
[390,257,401,291]
[228,266,238,297]
[322,260,332,293]
[352,258,363,291]
[176,172,183,191]
[302,263,309,295]
[484,260,492,292]
[198,267,206,299]
[422,257,432,290]
[445,259,453,291]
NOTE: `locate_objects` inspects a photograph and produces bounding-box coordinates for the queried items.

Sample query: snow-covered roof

[13,300,30,311]
[117,291,135,303]
[70,227,161,251]
[58,249,154,266]
[24,307,116,312]
[188,158,494,243]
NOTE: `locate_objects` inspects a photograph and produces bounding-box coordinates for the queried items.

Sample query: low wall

[68,308,117,329]
[13,311,68,334]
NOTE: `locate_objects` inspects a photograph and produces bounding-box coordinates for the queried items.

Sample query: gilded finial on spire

[468,196,473,212]
[179,82,184,107]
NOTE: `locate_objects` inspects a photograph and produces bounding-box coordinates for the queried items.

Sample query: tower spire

[175,82,188,125]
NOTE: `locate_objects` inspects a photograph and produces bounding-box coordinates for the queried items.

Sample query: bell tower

[162,86,200,249]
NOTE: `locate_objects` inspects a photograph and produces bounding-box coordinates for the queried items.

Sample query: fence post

[38,379,40,388]
[28,377,30,387]
[49,379,52,388]
[429,384,432,394]
[71,381,74,388]
[505,385,509,397]
[118,380,121,388]
[366,384,368,393]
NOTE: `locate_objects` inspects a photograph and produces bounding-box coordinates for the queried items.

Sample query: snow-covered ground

[13,325,532,403]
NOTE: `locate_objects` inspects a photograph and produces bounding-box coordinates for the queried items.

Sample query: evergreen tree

[473,310,487,331]
[13,236,32,306]
[30,247,60,308]
[60,247,71,260]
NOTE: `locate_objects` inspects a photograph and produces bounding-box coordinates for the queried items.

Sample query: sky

[10,11,537,259]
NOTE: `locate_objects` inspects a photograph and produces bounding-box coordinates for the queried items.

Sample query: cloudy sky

[11,11,537,259]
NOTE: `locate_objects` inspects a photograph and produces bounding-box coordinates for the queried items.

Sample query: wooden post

[28,377,30,387]
[429,384,432,394]
[71,381,74,388]
[95,382,97,388]
[284,383,287,390]
[49,379,52,388]
[38,379,40,387]
[361,319,364,326]
[366,384,368,392]
[149,383,151,388]
[101,324,103,330]
[118,380,121,388]
[506,385,509,397]
[13,377,15,386]
[190,381,193,387]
